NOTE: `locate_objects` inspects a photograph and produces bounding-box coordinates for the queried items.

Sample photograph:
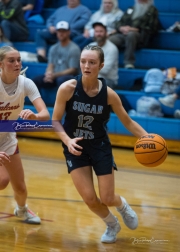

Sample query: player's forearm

[57,132,71,146]
[36,109,50,121]
[45,64,54,74]
[52,121,71,145]
[126,120,148,138]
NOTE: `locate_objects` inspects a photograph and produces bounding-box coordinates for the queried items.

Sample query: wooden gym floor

[0,137,180,252]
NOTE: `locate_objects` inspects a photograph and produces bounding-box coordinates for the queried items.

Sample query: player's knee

[0,176,10,190]
[101,196,114,207]
[109,35,120,47]
[84,196,99,208]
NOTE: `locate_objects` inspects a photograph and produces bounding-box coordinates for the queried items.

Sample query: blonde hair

[100,0,120,14]
[0,46,17,61]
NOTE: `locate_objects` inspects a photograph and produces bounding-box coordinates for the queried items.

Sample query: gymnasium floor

[0,137,180,252]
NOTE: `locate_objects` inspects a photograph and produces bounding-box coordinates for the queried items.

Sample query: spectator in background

[35,0,91,62]
[73,0,123,50]
[89,22,119,89]
[109,0,159,69]
[33,21,81,96]
[159,86,180,118]
[20,0,44,24]
[0,0,29,42]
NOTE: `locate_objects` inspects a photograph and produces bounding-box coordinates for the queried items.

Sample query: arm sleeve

[70,7,92,31]
[46,9,58,27]
[84,11,100,31]
[48,45,54,64]
[24,78,41,102]
[114,10,129,30]
[140,7,159,34]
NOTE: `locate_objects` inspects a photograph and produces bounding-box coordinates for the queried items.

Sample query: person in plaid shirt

[109,0,159,69]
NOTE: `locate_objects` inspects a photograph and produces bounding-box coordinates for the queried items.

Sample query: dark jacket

[115,5,159,47]
[0,0,29,36]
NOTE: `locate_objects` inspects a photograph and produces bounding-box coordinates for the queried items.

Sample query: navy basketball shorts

[62,137,117,176]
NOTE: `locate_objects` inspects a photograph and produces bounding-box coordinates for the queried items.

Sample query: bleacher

[16,0,180,153]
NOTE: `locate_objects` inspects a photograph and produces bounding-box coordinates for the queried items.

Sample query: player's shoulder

[107,86,116,95]
[18,75,35,86]
[58,78,77,98]
[60,78,77,90]
[107,86,120,104]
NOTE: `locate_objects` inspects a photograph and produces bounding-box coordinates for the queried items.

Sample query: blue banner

[0,120,55,132]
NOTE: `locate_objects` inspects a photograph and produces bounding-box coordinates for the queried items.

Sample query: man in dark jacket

[0,0,29,42]
[109,0,159,68]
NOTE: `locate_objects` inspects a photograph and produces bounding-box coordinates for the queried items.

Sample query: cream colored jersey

[0,75,41,155]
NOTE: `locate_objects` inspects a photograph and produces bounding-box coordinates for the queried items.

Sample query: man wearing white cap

[35,0,91,62]
[32,21,81,98]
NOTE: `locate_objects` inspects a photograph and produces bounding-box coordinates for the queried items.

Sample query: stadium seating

[15,0,180,148]
[115,90,180,116]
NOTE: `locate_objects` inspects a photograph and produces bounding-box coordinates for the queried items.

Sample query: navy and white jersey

[63,75,111,141]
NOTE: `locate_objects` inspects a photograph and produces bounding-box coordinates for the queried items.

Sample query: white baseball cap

[56,21,70,30]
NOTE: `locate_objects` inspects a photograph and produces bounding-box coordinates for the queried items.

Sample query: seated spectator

[36,0,91,62]
[0,0,29,42]
[20,0,44,24]
[33,21,81,95]
[89,22,119,89]
[109,0,159,69]
[73,0,123,50]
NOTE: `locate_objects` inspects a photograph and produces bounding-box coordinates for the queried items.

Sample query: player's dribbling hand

[0,152,10,166]
[19,109,38,120]
[67,137,83,156]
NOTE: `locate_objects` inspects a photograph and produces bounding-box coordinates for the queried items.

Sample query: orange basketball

[134,134,168,167]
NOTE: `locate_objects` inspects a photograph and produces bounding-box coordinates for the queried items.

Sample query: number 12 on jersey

[73,114,94,139]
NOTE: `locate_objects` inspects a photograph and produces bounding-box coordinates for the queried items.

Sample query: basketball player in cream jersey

[0,46,50,224]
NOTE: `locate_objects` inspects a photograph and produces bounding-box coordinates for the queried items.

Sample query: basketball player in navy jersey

[0,46,50,224]
[52,45,148,243]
